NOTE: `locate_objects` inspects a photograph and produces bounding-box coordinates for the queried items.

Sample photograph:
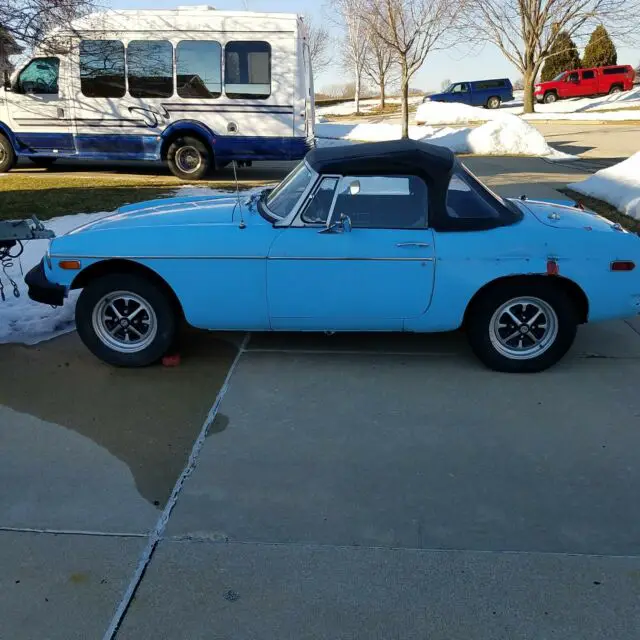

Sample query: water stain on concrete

[0,328,238,507]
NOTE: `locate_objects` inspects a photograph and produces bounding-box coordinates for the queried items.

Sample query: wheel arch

[71,259,185,319]
[160,120,216,161]
[463,274,589,326]
[0,121,19,152]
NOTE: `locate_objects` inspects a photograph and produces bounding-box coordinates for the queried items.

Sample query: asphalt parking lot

[3,144,640,638]
[2,318,640,638]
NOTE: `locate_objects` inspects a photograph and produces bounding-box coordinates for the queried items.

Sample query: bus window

[225,41,271,99]
[127,41,174,98]
[79,40,125,98]
[18,58,59,95]
[176,41,222,99]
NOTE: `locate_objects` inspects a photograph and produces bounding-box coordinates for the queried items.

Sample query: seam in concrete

[102,333,251,640]
[0,526,147,538]
[625,320,640,338]
[164,536,640,560]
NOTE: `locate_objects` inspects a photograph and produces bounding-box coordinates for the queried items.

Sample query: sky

[108,0,640,94]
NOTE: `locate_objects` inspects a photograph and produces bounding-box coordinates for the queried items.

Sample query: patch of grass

[560,187,640,233]
[0,173,263,220]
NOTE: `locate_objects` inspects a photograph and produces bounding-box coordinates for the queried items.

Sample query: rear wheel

[167,135,212,180]
[543,92,558,104]
[76,273,177,367]
[609,85,623,94]
[0,134,16,173]
[486,96,501,109]
[466,281,578,373]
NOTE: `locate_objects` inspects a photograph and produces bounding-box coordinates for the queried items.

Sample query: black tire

[167,135,212,180]
[486,96,501,109]
[609,85,623,94]
[29,157,57,168]
[0,134,16,173]
[543,92,558,104]
[75,273,177,367]
[466,280,578,373]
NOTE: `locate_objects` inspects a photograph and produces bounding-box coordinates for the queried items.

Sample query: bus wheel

[0,134,16,173]
[167,136,212,180]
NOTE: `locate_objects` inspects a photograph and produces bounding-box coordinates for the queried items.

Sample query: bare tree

[362,19,397,109]
[303,14,333,76]
[440,77,451,91]
[331,0,369,115]
[465,0,640,114]
[361,0,466,138]
[0,0,95,53]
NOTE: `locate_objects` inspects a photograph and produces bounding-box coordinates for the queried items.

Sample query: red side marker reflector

[611,261,635,272]
[546,259,559,275]
[162,354,181,367]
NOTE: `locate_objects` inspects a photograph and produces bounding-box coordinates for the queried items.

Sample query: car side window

[582,70,595,80]
[332,176,428,229]
[18,58,59,95]
[568,72,579,82]
[301,177,339,224]
[451,83,469,93]
[446,172,500,219]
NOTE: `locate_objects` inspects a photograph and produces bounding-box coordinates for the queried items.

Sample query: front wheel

[543,92,558,104]
[76,273,177,367]
[0,134,16,173]
[167,135,212,180]
[466,282,577,373]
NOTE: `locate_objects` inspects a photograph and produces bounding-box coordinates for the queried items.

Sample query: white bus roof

[56,8,302,35]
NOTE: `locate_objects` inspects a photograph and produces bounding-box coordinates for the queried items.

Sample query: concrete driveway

[2,320,640,639]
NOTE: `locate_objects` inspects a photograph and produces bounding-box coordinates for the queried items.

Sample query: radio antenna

[232,160,246,229]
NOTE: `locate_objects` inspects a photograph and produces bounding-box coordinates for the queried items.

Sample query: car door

[6,56,75,154]
[449,82,471,104]
[580,70,598,95]
[267,174,436,330]
[565,71,581,97]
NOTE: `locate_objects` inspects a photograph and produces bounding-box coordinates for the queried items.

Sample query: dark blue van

[424,79,514,109]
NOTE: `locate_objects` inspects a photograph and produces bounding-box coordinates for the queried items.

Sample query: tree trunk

[379,75,386,109]
[400,61,409,139]
[355,72,361,115]
[523,67,536,114]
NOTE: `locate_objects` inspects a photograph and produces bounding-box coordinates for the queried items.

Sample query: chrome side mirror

[319,213,352,234]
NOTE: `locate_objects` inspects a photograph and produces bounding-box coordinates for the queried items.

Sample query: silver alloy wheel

[175,145,202,174]
[610,86,622,94]
[488,97,500,109]
[92,291,158,353]
[544,93,557,103]
[489,296,559,360]
[0,144,6,164]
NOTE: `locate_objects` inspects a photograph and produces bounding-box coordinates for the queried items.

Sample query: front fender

[0,121,19,151]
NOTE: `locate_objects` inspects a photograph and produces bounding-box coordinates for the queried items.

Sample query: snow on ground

[315,116,573,159]
[316,96,423,117]
[568,152,640,221]
[416,87,640,125]
[0,211,109,345]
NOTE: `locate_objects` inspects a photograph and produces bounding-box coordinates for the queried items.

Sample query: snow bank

[0,212,109,345]
[568,152,640,221]
[316,96,422,117]
[416,87,640,125]
[315,115,572,159]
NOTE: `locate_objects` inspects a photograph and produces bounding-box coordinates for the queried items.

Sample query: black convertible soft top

[305,139,520,231]
[306,139,455,178]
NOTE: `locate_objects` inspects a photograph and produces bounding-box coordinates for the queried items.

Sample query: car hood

[513,198,624,233]
[427,92,448,101]
[65,193,264,236]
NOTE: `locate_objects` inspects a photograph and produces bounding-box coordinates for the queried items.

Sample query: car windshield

[552,72,566,81]
[265,162,315,218]
[444,84,455,93]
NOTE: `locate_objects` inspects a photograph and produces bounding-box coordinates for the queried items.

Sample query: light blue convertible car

[26,140,640,372]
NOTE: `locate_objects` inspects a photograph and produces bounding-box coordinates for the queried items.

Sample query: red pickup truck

[534,65,636,104]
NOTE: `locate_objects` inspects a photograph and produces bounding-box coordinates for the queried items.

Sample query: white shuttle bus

[0,6,315,179]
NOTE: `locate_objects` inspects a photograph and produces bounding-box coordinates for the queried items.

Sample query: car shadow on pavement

[0,329,238,508]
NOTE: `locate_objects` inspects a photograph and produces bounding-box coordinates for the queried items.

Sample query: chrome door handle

[396,242,430,248]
